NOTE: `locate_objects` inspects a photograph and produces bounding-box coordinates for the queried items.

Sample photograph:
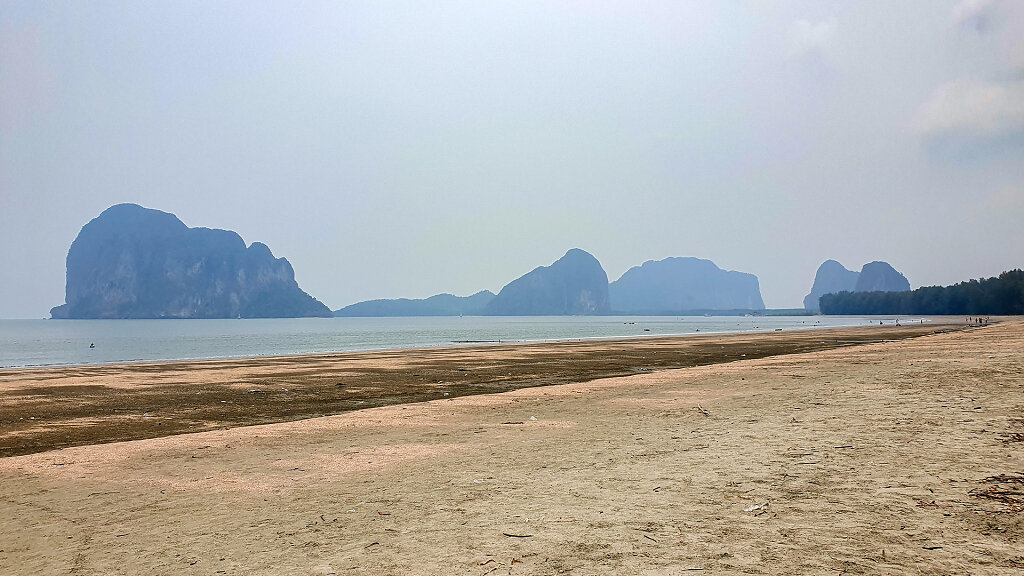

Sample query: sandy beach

[0,323,949,458]
[1,320,1021,574]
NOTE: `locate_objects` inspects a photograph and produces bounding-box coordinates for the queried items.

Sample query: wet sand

[0,323,950,458]
[1,320,1022,574]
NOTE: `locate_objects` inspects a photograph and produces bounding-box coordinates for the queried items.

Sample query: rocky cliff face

[803,260,861,312]
[610,257,765,313]
[854,261,911,293]
[334,290,495,317]
[50,204,332,319]
[484,249,611,315]
[803,260,911,312]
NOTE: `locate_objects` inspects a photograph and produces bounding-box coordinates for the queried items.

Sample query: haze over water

[0,316,900,369]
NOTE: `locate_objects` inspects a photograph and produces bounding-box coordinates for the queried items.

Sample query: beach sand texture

[1,321,1021,574]
[0,324,949,458]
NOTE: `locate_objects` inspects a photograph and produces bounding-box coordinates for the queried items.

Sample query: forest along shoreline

[0,322,969,458]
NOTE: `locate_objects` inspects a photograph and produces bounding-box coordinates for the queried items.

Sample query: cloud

[788,19,834,59]
[953,0,999,33]
[915,78,1024,141]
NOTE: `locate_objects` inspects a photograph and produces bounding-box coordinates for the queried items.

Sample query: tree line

[819,269,1024,315]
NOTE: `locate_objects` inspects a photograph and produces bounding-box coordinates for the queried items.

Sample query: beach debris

[743,502,768,513]
[969,473,1024,511]
[502,532,533,538]
[502,421,524,425]
[529,416,537,421]
[695,405,710,417]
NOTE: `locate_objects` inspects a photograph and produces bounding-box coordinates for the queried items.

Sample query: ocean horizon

[0,315,901,369]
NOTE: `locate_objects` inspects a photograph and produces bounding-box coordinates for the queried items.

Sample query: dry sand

[1,320,1022,574]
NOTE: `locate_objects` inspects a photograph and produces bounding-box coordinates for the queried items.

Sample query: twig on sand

[695,405,710,417]
[502,532,533,538]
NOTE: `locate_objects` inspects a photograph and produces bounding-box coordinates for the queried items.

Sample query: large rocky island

[609,257,764,313]
[854,261,911,293]
[484,249,611,315]
[803,259,911,312]
[803,260,861,313]
[50,204,332,319]
[336,252,769,317]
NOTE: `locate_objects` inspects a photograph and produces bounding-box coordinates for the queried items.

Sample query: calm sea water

[0,315,893,369]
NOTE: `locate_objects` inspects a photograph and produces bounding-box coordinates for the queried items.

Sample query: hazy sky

[2,1,1023,318]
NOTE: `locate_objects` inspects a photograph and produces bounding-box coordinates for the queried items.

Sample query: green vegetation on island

[820,270,1024,315]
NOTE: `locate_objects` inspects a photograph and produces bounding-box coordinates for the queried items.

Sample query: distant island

[610,257,764,314]
[50,204,332,319]
[854,261,911,293]
[484,249,611,315]
[803,260,860,313]
[55,205,920,319]
[803,260,910,313]
[821,269,1024,315]
[334,291,495,317]
[335,250,769,316]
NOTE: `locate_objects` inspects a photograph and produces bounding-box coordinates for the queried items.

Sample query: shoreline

[0,322,964,458]
[1,315,938,372]
[0,319,1020,574]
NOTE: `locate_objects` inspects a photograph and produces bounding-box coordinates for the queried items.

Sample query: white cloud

[788,19,834,59]
[915,78,1024,139]
[953,0,998,33]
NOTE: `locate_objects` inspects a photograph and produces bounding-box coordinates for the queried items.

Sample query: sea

[0,315,897,369]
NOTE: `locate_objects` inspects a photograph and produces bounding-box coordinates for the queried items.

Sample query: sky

[1,0,1023,318]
